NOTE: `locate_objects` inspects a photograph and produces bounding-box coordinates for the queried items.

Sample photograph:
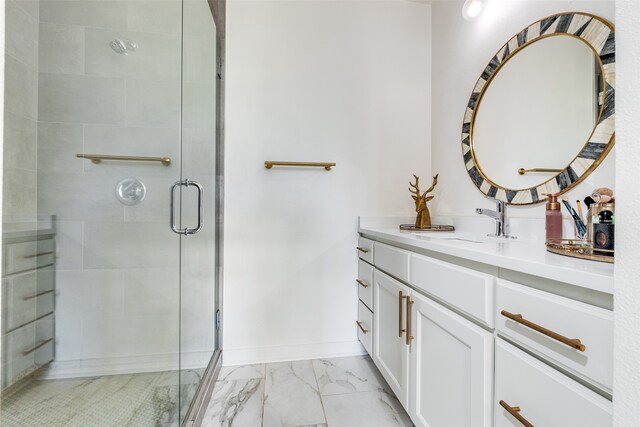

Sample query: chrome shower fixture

[110,39,137,55]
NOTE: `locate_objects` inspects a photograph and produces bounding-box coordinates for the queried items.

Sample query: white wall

[430,0,615,221]
[614,1,640,425]
[224,0,431,364]
[3,0,39,230]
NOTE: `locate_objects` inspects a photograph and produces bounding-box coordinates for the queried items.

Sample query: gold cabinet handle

[499,400,534,427]
[22,338,54,356]
[356,320,368,334]
[356,279,369,288]
[398,291,406,337]
[406,296,414,345]
[23,251,55,259]
[356,247,370,253]
[24,289,55,300]
[501,310,586,352]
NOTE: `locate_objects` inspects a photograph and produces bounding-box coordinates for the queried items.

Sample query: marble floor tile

[312,355,389,396]
[262,361,326,427]
[218,364,265,382]
[201,379,264,427]
[321,390,413,427]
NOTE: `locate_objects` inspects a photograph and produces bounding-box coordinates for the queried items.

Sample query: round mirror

[462,12,615,205]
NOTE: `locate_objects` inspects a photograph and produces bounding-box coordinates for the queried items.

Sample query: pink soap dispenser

[544,193,563,242]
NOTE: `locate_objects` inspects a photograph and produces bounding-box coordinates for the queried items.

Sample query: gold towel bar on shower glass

[264,161,336,171]
[76,154,172,166]
[518,167,562,175]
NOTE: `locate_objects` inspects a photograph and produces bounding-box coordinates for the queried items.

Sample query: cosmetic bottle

[545,193,563,241]
[592,203,615,256]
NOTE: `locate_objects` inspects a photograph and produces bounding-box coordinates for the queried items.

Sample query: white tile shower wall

[224,1,431,364]
[3,0,39,229]
[35,0,216,377]
[430,0,615,221]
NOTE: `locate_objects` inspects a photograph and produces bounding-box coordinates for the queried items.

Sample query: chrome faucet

[476,198,516,239]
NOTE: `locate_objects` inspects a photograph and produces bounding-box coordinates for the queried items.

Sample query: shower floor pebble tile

[201,355,413,427]
[0,371,181,427]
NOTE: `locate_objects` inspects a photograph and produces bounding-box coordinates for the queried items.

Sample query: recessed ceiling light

[462,0,484,21]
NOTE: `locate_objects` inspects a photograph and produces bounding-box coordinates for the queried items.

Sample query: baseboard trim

[40,351,213,379]
[222,340,366,366]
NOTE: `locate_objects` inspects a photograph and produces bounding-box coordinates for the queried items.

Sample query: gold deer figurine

[409,174,438,228]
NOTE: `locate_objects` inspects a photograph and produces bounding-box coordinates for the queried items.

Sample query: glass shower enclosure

[0,0,221,425]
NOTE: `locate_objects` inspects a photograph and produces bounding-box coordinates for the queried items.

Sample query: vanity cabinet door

[409,291,493,427]
[495,339,612,427]
[373,269,410,409]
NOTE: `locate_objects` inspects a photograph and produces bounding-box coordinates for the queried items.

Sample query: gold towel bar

[518,167,562,175]
[77,154,172,166]
[264,161,336,171]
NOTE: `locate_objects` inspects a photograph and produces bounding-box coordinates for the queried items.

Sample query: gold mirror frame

[461,12,615,205]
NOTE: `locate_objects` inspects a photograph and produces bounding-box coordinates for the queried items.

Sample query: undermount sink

[410,232,516,244]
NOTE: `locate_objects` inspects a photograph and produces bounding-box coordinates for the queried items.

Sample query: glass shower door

[178,0,219,422]
[0,0,218,424]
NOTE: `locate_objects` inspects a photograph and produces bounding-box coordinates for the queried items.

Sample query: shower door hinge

[216,309,221,330]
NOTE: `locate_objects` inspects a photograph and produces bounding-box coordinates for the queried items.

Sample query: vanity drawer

[357,237,374,264]
[495,339,612,427]
[410,253,494,327]
[2,314,54,388]
[357,260,374,310]
[3,239,55,275]
[2,272,37,332]
[357,300,373,356]
[2,267,55,333]
[374,242,410,282]
[496,279,613,392]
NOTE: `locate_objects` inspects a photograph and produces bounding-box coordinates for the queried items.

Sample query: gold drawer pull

[356,279,369,288]
[356,320,368,334]
[501,310,586,352]
[23,251,55,259]
[398,291,406,337]
[24,289,55,300]
[406,296,414,345]
[22,338,54,356]
[499,400,534,427]
[356,247,370,253]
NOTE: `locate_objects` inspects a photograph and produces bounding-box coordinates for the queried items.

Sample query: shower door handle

[170,179,204,235]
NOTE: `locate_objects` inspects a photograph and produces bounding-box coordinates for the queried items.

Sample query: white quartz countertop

[359,226,614,295]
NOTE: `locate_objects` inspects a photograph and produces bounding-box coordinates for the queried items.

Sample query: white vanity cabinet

[370,251,493,424]
[356,237,375,361]
[409,290,493,427]
[495,339,612,427]
[372,269,411,408]
[359,226,613,427]
[2,232,56,391]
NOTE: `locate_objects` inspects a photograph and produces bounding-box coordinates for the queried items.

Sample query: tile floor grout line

[261,363,268,427]
[310,358,329,427]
